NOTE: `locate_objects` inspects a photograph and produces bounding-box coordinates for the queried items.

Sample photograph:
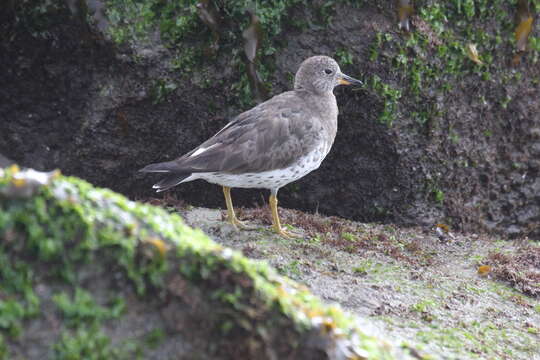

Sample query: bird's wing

[171,91,322,174]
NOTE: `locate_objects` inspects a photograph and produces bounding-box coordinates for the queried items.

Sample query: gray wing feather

[167,91,321,174]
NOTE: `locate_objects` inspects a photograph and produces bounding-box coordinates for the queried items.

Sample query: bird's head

[294,55,362,94]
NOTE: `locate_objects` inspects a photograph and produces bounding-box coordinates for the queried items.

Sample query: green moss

[104,0,367,107]
[335,49,355,66]
[367,75,402,127]
[415,324,539,359]
[52,325,142,360]
[53,288,125,328]
[0,249,39,338]
[341,232,358,242]
[354,260,403,280]
[410,299,437,313]
[149,78,178,104]
[143,328,166,349]
[105,2,304,66]
[277,260,302,278]
[0,300,25,338]
[369,0,539,128]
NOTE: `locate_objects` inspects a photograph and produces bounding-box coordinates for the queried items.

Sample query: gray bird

[140,56,362,237]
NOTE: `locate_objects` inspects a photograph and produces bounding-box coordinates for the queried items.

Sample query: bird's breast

[199,142,329,190]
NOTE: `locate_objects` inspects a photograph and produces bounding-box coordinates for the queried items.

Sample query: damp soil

[165,201,540,360]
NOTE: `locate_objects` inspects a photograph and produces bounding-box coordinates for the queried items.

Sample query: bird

[140,55,362,238]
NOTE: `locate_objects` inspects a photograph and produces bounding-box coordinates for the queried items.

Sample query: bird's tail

[139,161,191,192]
[151,173,191,192]
[139,160,180,173]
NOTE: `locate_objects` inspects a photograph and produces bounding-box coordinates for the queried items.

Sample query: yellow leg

[222,186,250,230]
[269,194,298,238]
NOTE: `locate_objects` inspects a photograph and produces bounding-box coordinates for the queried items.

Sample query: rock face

[0,1,538,238]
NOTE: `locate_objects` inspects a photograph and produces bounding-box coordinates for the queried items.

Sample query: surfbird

[140,55,362,237]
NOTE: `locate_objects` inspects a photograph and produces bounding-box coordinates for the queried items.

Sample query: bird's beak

[337,73,363,86]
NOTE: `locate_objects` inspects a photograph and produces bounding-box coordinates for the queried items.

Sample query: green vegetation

[150,78,178,104]
[143,328,166,349]
[410,299,437,313]
[53,288,125,327]
[0,251,39,338]
[367,75,402,126]
[341,232,358,242]
[353,259,400,278]
[415,323,539,359]
[6,0,540,133]
[14,0,538,124]
[50,288,138,359]
[105,0,314,105]
[277,260,302,278]
[432,189,445,204]
[335,49,355,66]
[52,326,142,360]
[425,177,445,205]
[366,0,540,127]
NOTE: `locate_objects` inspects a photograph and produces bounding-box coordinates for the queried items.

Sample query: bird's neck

[308,90,338,142]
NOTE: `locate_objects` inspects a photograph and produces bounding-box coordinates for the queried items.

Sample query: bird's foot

[273,225,302,239]
[227,216,255,231]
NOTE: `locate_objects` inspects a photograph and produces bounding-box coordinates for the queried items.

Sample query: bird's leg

[222,186,250,230]
[269,194,299,238]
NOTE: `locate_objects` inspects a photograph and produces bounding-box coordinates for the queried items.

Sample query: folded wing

[140,91,321,177]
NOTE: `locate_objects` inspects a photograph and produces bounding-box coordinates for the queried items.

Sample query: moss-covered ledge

[0,166,412,359]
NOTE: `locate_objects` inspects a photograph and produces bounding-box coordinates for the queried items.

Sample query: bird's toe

[227,217,256,231]
[273,226,302,239]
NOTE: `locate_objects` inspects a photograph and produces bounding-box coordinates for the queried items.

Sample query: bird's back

[167,89,337,175]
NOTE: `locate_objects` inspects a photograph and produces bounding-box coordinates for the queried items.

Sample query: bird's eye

[324,69,333,74]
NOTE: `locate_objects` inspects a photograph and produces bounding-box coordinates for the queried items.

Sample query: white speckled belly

[184,144,330,190]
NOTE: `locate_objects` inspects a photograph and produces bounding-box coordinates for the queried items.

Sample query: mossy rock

[0,166,412,359]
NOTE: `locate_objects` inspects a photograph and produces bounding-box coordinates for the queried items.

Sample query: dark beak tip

[340,73,363,86]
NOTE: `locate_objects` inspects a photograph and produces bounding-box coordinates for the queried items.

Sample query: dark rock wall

[1,1,538,238]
